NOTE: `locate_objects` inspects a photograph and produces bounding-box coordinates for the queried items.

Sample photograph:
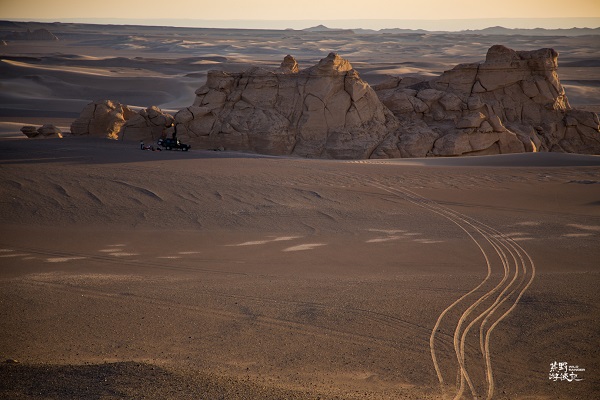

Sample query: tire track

[405,188,536,400]
[310,166,535,400]
[365,180,504,399]
[295,167,503,397]
[364,176,535,400]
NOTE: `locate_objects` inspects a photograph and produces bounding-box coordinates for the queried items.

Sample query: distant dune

[1,20,598,134]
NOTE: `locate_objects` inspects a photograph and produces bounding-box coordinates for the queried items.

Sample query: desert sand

[1,21,599,399]
[1,139,599,399]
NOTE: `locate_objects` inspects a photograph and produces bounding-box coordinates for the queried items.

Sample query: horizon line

[3,17,600,31]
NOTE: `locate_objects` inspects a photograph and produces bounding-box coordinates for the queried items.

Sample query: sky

[2,0,600,30]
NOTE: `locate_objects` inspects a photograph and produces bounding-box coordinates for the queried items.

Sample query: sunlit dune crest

[366,236,404,243]
[228,240,272,246]
[45,257,86,263]
[562,233,593,237]
[567,224,600,232]
[227,236,303,246]
[271,236,302,241]
[282,243,327,252]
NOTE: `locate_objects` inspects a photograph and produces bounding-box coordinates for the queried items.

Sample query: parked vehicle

[158,138,191,151]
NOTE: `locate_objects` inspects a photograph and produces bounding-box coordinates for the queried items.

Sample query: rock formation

[20,124,63,139]
[37,124,63,138]
[70,101,175,141]
[372,45,600,157]
[176,46,598,158]
[174,53,398,158]
[119,106,174,141]
[20,126,38,138]
[71,100,137,139]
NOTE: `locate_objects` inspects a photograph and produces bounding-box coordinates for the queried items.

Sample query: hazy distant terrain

[4,17,600,31]
[1,20,598,129]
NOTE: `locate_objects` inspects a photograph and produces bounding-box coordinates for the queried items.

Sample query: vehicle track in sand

[364,176,535,400]
[314,165,535,400]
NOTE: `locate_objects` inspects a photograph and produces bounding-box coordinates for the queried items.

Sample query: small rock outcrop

[20,126,38,138]
[175,53,398,158]
[37,124,63,138]
[20,124,63,139]
[119,106,174,141]
[71,100,137,139]
[372,45,600,157]
[277,55,299,73]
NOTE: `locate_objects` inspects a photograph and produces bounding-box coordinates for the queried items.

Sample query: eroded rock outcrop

[175,53,398,158]
[372,45,600,157]
[71,100,137,139]
[20,126,38,138]
[20,124,63,139]
[119,106,174,141]
[176,46,598,158]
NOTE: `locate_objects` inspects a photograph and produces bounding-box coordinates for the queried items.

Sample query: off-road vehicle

[158,138,190,151]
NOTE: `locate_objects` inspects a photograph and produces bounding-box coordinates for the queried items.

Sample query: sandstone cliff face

[373,45,600,157]
[174,53,398,158]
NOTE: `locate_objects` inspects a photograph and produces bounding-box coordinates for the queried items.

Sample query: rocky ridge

[63,46,599,158]
[372,45,600,157]
[174,53,398,158]
[174,46,599,158]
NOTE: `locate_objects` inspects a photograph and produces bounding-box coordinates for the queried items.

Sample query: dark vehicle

[158,138,190,151]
